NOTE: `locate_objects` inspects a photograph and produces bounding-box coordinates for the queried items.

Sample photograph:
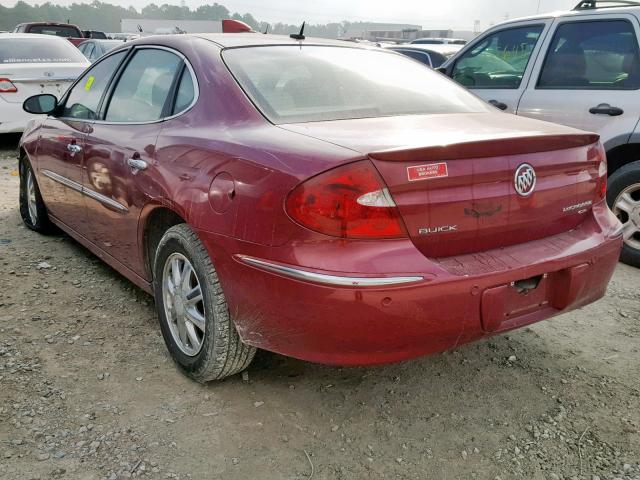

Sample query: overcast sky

[0,0,579,30]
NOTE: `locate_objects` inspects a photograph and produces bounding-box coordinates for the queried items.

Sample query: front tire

[607,160,640,268]
[19,157,55,234]
[153,224,256,382]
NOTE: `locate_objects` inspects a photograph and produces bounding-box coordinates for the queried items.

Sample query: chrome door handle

[127,158,148,171]
[66,143,82,154]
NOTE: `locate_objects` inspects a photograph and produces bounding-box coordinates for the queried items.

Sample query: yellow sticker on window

[84,76,95,91]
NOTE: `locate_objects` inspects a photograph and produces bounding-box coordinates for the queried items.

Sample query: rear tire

[153,224,256,382]
[607,160,640,268]
[19,156,55,234]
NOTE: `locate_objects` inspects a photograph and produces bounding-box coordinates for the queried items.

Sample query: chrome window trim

[237,255,424,287]
[42,169,128,213]
[55,44,199,125]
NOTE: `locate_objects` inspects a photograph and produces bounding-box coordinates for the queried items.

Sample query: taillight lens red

[0,78,17,93]
[589,141,607,201]
[285,160,407,239]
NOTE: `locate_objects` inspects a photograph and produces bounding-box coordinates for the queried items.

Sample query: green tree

[0,1,355,38]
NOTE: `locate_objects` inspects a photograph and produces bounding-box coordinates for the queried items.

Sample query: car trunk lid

[280,113,603,258]
[0,63,86,103]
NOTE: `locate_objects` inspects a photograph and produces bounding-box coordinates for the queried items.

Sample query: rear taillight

[589,141,607,201]
[0,78,17,93]
[285,160,407,239]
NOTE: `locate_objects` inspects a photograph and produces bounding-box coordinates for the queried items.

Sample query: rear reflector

[0,78,17,93]
[356,188,396,207]
[590,142,607,201]
[286,161,407,239]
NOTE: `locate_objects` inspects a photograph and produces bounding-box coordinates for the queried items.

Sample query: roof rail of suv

[574,0,640,9]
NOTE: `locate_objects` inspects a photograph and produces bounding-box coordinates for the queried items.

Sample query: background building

[340,22,421,41]
[340,23,477,43]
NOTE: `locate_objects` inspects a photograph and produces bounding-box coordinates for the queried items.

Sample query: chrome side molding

[237,255,423,287]
[41,169,128,213]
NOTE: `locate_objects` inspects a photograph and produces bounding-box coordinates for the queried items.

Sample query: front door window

[452,25,544,89]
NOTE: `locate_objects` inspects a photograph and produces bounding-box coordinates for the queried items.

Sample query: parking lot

[0,133,637,479]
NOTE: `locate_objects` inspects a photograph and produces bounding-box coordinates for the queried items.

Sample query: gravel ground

[0,133,638,480]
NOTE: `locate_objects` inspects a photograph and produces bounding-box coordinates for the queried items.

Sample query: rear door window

[172,67,195,115]
[84,43,96,60]
[104,48,182,122]
[452,25,545,88]
[538,20,640,89]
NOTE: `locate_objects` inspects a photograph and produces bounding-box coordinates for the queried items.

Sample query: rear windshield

[0,38,87,64]
[28,25,80,38]
[223,45,491,124]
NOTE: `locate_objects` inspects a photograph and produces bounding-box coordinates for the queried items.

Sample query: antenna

[290,22,306,40]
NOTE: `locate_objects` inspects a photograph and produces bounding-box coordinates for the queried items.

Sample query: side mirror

[23,94,58,115]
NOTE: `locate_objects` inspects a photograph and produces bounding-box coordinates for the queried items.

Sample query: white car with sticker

[0,33,89,134]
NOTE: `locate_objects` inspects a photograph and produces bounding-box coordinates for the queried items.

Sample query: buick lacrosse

[19,34,623,382]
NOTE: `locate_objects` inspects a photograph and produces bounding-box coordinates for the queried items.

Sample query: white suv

[440,0,640,267]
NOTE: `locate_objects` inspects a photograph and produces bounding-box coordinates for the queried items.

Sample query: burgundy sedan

[18,34,623,382]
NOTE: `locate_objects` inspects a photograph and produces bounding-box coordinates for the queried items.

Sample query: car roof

[80,38,122,43]
[19,22,81,27]
[390,44,462,54]
[191,33,371,49]
[489,3,640,28]
[0,32,69,40]
[413,37,465,41]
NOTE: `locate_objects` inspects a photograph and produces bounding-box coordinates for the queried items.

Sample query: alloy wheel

[613,182,640,251]
[26,169,38,225]
[161,252,206,356]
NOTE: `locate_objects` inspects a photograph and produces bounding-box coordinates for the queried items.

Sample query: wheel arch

[18,147,29,173]
[606,143,640,175]
[139,204,187,281]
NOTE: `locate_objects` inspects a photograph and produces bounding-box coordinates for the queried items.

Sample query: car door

[447,20,552,113]
[36,50,127,234]
[82,47,185,273]
[517,14,640,150]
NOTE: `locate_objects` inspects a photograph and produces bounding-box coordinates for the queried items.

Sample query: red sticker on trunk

[407,163,448,182]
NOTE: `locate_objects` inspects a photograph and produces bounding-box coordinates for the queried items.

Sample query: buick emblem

[43,71,54,77]
[514,163,536,197]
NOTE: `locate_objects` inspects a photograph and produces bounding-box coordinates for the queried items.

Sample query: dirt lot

[0,133,638,480]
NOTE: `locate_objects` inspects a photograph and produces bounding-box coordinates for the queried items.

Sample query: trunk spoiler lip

[368,133,600,162]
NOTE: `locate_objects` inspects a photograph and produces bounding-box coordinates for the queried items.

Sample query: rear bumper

[0,100,37,133]
[197,203,623,366]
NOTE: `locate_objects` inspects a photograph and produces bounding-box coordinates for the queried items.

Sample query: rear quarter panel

[147,37,364,247]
